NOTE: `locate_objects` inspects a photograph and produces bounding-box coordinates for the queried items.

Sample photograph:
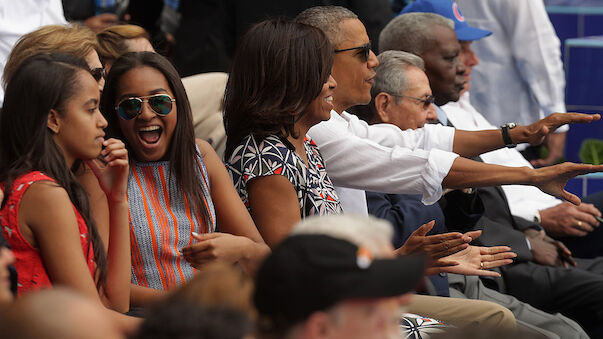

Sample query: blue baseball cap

[401,0,492,41]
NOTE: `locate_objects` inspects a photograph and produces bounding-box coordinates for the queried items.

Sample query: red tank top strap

[3,171,55,233]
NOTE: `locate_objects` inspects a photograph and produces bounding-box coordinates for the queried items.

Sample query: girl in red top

[0,53,131,313]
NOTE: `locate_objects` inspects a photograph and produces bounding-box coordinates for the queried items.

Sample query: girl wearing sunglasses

[98,52,269,307]
[0,54,131,311]
[224,19,342,247]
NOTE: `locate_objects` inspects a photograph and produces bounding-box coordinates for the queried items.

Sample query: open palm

[435,245,516,277]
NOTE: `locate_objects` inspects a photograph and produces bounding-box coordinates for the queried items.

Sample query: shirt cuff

[555,124,569,133]
[421,149,459,205]
[525,236,532,251]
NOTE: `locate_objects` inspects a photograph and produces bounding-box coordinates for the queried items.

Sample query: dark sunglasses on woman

[116,94,176,120]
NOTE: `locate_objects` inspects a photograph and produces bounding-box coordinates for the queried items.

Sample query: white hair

[290,214,394,257]
[373,50,425,101]
[379,12,454,55]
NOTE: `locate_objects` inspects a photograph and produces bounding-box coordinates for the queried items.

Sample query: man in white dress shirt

[296,5,601,216]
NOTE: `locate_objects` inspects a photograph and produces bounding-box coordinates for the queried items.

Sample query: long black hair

[100,51,210,226]
[0,53,108,290]
[223,19,334,160]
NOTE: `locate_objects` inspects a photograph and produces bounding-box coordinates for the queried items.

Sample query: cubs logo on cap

[400,0,492,41]
[452,2,464,22]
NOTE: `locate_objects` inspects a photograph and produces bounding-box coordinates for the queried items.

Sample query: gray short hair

[296,6,358,47]
[291,214,394,257]
[379,13,454,55]
[373,50,425,101]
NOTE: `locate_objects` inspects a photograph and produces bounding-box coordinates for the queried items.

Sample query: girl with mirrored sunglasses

[95,51,270,308]
[0,54,131,313]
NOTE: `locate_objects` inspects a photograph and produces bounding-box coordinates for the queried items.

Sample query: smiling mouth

[138,125,162,144]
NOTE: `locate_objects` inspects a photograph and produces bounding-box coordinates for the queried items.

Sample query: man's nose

[455,57,466,75]
[426,104,438,122]
[368,49,379,68]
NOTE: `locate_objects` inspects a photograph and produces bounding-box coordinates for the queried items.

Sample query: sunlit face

[458,41,479,94]
[387,66,437,130]
[298,75,337,128]
[421,25,465,106]
[84,49,105,92]
[0,247,15,308]
[52,70,107,167]
[328,297,404,339]
[331,19,379,112]
[115,66,177,162]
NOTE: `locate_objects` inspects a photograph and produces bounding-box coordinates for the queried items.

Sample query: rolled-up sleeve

[308,111,458,205]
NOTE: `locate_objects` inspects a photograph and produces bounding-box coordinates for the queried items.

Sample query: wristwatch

[500,122,517,148]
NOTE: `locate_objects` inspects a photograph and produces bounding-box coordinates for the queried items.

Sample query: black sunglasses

[115,94,176,120]
[90,67,106,82]
[391,94,435,109]
[334,42,372,62]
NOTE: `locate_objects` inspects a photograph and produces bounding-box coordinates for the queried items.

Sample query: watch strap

[501,123,516,148]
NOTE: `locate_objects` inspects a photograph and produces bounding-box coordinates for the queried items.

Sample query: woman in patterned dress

[224,19,342,247]
[93,52,270,307]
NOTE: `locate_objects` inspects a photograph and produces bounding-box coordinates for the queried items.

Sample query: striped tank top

[128,149,216,290]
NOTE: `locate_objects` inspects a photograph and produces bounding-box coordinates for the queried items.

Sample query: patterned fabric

[400,313,449,338]
[227,134,342,217]
[128,149,216,290]
[1,171,95,295]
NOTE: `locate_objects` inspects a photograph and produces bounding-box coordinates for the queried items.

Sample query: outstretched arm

[452,113,599,158]
[443,158,603,205]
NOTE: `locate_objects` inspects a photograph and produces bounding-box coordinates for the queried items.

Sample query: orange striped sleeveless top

[128,150,216,290]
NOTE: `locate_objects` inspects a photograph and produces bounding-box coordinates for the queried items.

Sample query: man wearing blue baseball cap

[400,0,602,251]
[455,0,568,168]
[381,3,603,337]
[401,0,603,275]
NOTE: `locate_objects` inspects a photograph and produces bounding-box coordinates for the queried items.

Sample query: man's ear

[47,109,61,134]
[374,92,392,123]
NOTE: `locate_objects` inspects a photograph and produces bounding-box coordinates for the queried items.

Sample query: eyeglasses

[334,42,372,62]
[391,94,435,109]
[115,94,176,120]
[90,67,106,82]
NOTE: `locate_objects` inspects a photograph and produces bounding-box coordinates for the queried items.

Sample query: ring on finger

[578,221,583,228]
[480,262,484,269]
